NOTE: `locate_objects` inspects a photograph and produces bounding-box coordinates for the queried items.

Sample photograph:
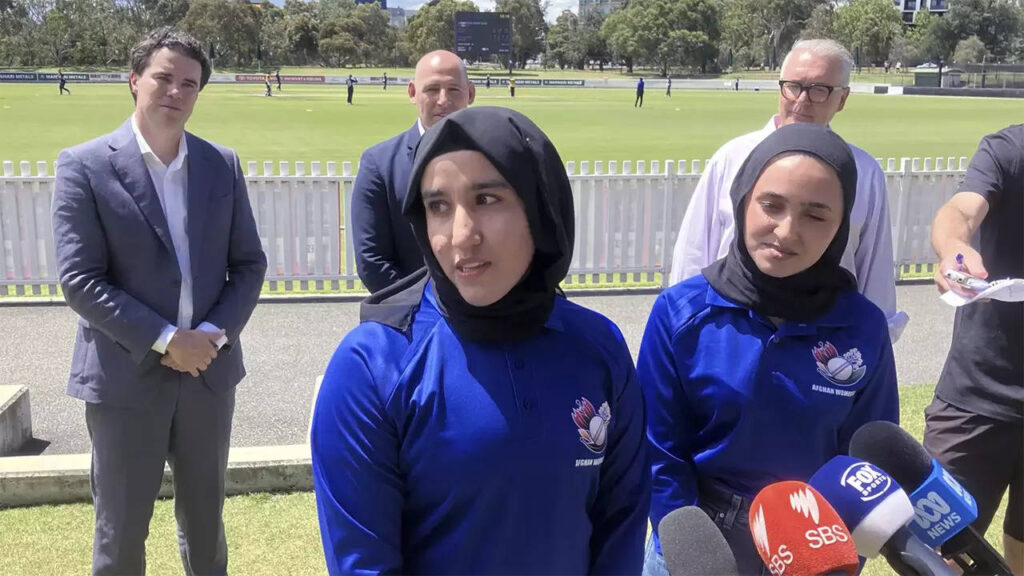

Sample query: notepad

[940,278,1024,307]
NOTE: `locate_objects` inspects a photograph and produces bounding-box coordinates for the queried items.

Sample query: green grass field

[0,385,1010,576]
[1,82,1016,167]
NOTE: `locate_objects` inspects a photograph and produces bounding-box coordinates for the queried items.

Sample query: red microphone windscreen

[749,481,860,576]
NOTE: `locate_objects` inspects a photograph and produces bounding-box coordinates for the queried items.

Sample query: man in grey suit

[51,28,267,575]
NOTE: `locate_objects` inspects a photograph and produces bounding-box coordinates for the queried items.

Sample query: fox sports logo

[841,462,891,501]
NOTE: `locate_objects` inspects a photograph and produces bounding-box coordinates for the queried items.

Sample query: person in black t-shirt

[928,123,1024,574]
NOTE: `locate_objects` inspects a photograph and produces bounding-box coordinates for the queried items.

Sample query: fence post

[891,158,913,277]
[662,160,675,288]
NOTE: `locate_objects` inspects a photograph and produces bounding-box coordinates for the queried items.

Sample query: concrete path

[0,284,952,455]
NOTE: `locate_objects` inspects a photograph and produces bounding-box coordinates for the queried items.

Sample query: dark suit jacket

[51,120,268,408]
[351,123,423,293]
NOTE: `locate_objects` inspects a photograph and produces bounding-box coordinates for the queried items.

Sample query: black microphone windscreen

[659,507,739,576]
[848,421,933,490]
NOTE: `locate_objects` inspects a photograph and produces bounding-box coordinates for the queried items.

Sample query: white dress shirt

[130,115,226,354]
[669,115,910,342]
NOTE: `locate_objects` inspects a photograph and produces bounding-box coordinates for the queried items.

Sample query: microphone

[749,481,860,576]
[809,455,956,576]
[658,506,739,576]
[850,421,1013,576]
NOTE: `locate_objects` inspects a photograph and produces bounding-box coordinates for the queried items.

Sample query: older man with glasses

[668,38,908,342]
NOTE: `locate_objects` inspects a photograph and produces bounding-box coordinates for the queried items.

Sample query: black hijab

[702,123,858,322]
[360,107,575,342]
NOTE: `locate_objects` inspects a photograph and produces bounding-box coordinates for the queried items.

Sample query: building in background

[892,0,948,23]
[578,0,627,19]
[388,6,407,27]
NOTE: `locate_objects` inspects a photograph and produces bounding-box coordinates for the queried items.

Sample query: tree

[944,0,1021,60]
[121,0,188,42]
[319,0,356,23]
[888,33,921,67]
[833,0,903,65]
[285,11,319,64]
[953,35,988,66]
[801,3,835,40]
[256,2,288,67]
[402,0,478,61]
[546,9,583,68]
[579,9,610,70]
[601,8,637,72]
[495,0,546,68]
[0,0,31,65]
[602,0,719,75]
[39,0,74,66]
[182,0,259,68]
[320,2,393,66]
[319,24,357,66]
[908,8,956,62]
[720,0,822,69]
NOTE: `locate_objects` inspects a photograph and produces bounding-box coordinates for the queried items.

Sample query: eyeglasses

[778,80,845,103]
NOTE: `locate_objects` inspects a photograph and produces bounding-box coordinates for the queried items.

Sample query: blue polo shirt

[638,275,899,551]
[311,282,651,575]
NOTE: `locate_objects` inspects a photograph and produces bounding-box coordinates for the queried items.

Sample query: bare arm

[931,191,990,294]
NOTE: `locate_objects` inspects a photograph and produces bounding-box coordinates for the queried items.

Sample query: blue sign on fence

[0,72,39,82]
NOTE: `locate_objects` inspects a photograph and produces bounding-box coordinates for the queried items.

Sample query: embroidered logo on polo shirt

[812,341,866,389]
[571,397,610,460]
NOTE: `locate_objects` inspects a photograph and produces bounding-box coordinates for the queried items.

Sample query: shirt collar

[417,119,426,136]
[423,279,566,334]
[130,114,188,171]
[766,115,834,135]
[705,282,856,333]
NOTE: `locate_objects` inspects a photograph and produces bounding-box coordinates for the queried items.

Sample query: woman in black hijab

[311,107,650,575]
[638,123,899,575]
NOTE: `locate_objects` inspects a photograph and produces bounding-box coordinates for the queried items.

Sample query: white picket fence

[0,156,967,295]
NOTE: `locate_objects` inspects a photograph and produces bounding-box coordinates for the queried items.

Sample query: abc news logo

[912,469,972,539]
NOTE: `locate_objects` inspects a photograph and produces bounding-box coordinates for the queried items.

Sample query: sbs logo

[752,505,770,558]
[789,488,820,524]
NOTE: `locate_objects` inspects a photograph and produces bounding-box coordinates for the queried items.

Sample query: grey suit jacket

[52,120,268,407]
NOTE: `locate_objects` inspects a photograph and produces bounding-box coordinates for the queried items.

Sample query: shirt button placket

[510,357,534,412]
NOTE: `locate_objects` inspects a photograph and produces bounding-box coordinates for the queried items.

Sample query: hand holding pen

[936,245,988,296]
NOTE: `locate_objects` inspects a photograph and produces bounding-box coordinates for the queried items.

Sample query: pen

[955,253,964,272]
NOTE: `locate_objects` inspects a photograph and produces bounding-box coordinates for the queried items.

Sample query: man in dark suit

[351,50,475,292]
[51,28,267,576]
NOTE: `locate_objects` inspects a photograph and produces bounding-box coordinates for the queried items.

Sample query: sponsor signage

[235,74,325,83]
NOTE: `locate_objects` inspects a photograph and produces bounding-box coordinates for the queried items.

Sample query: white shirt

[131,115,225,354]
[669,115,910,342]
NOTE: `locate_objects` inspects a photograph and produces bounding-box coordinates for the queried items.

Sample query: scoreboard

[454,12,512,58]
